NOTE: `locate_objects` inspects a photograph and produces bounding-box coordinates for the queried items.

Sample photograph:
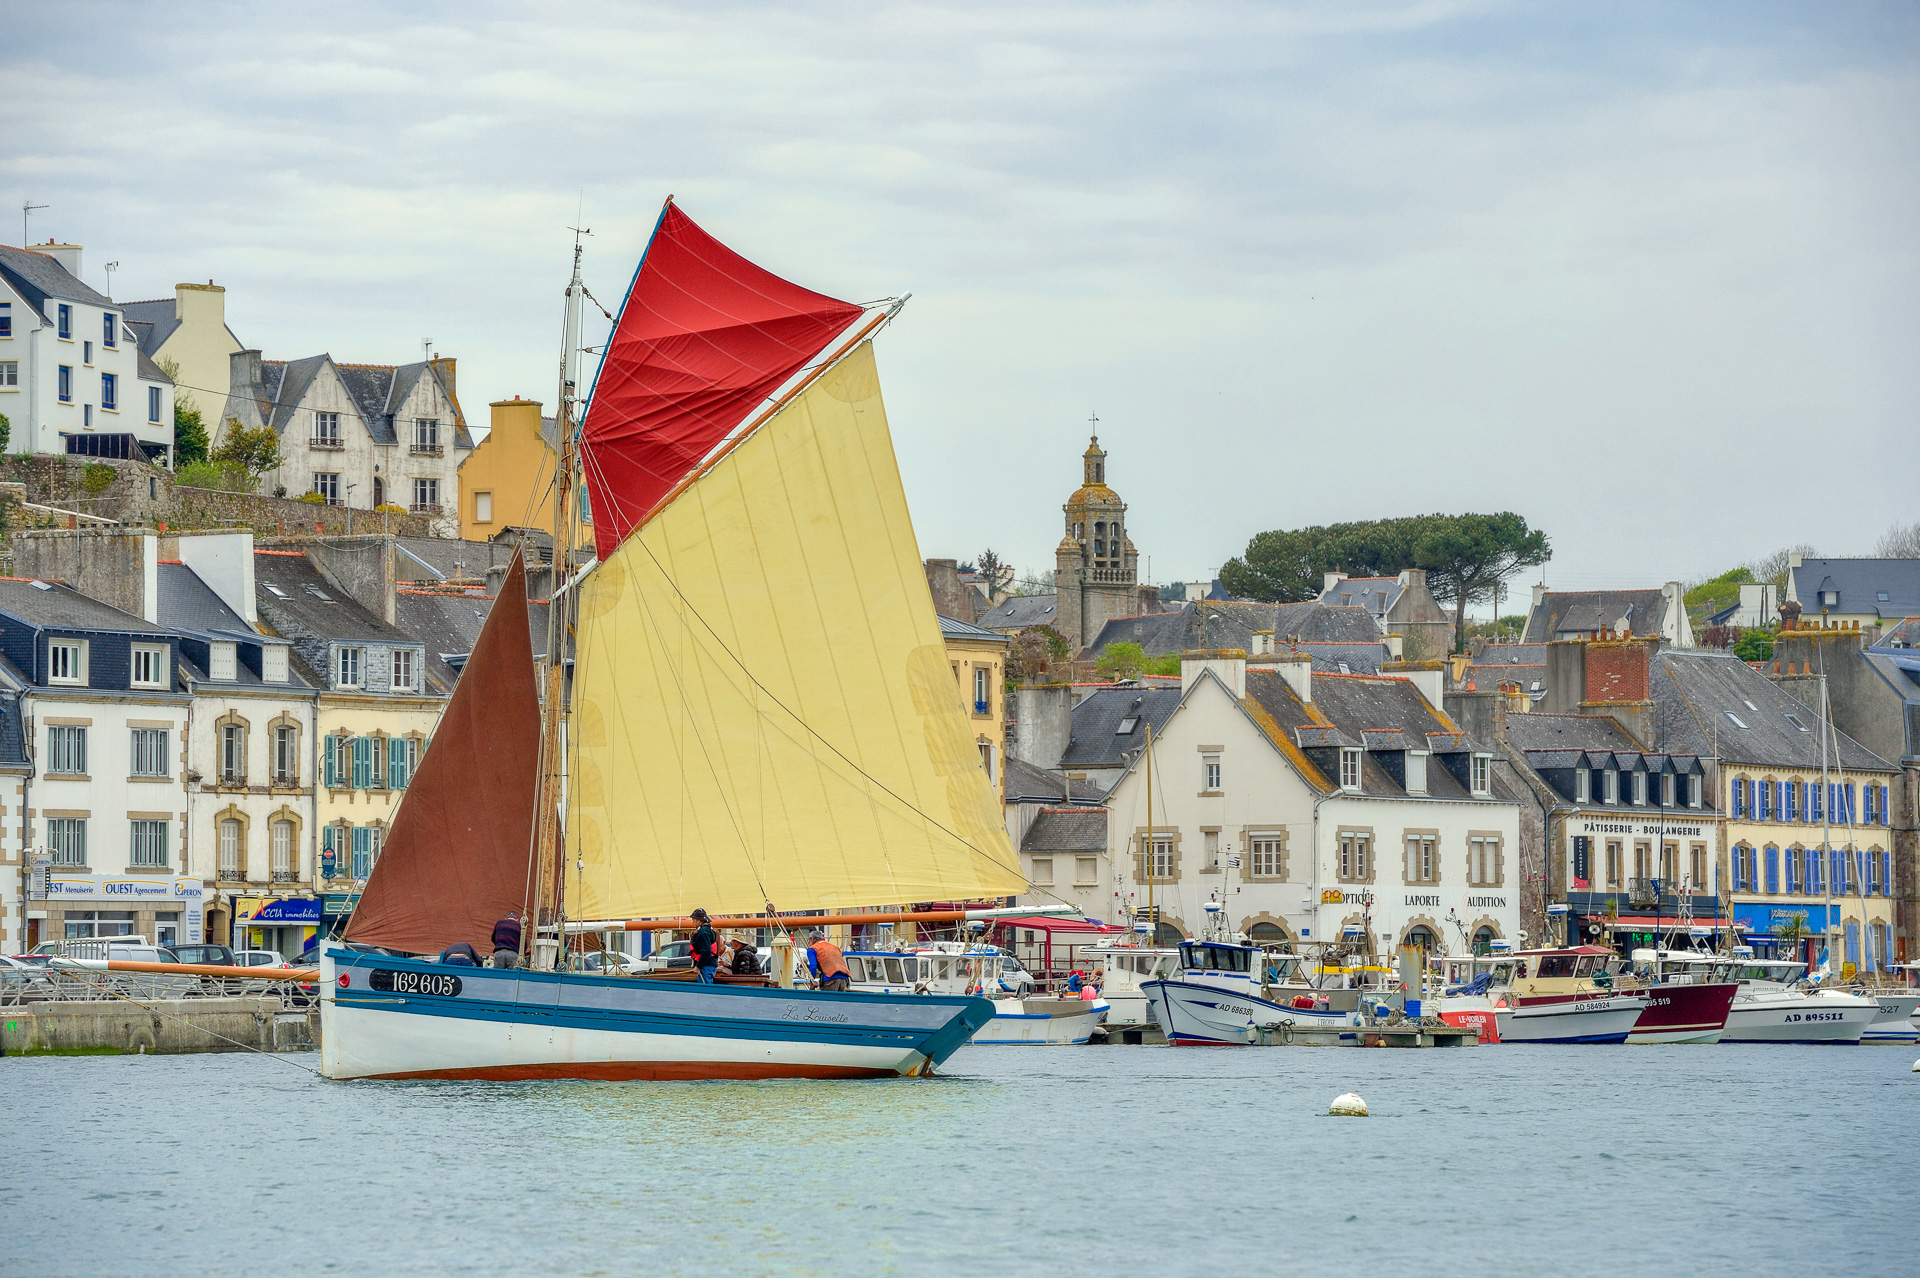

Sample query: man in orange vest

[806,929,851,992]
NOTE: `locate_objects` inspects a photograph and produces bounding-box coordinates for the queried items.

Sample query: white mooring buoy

[1329,1092,1369,1117]
[1911,1057,1919,1073]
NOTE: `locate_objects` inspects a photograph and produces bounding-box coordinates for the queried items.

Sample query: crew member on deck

[807,929,851,992]
[491,911,522,969]
[689,909,721,983]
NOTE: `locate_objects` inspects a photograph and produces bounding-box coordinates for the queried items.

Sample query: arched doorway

[1151,922,1183,947]
[1403,924,1439,956]
[1472,926,1496,955]
[1248,921,1290,948]
[373,476,385,508]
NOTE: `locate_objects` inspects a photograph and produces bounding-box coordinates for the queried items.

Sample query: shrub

[81,462,116,495]
[298,491,328,505]
[176,460,256,492]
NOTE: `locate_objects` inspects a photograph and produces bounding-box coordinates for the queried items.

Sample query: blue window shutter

[1764,847,1778,894]
[323,735,336,787]
[1845,923,1859,966]
[1881,785,1891,826]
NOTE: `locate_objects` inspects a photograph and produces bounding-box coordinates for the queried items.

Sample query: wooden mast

[523,220,598,968]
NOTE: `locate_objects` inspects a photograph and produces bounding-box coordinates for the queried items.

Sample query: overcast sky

[9,1,1916,602]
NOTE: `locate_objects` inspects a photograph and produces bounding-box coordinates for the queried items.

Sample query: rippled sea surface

[6,1042,1916,1277]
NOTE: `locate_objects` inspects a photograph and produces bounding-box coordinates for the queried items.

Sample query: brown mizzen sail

[347,553,542,954]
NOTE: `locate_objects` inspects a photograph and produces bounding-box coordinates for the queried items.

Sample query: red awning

[579,203,864,559]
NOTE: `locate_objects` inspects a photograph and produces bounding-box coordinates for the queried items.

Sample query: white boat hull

[969,997,1108,1045]
[1721,991,1877,1044]
[1859,993,1920,1044]
[1496,995,1649,1045]
[319,950,992,1081]
[1143,979,1358,1046]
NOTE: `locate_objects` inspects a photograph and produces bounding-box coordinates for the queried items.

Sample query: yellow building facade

[458,397,591,552]
[940,615,1009,802]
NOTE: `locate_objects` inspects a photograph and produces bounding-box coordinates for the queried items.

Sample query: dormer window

[1339,748,1362,791]
[1631,771,1647,806]
[1575,767,1590,803]
[1688,774,1702,808]
[47,640,87,685]
[1470,753,1491,796]
[263,646,289,684]
[1603,769,1619,804]
[392,648,417,693]
[337,646,364,688]
[1821,590,1838,607]
[1406,750,1429,795]
[1661,773,1675,807]
[209,642,237,682]
[130,644,169,689]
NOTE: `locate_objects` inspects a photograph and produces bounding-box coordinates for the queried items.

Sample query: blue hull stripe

[328,950,992,1070]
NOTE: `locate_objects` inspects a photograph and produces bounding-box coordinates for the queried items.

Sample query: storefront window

[63,910,135,939]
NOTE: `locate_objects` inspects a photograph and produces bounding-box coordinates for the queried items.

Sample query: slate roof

[257,356,474,447]
[0,694,29,767]
[0,245,111,312]
[1871,617,1920,650]
[978,594,1061,631]
[1316,576,1404,617]
[1089,600,1380,658]
[0,579,169,633]
[938,613,1010,644]
[1241,669,1506,802]
[1020,807,1108,854]
[1523,590,1668,642]
[1062,686,1182,770]
[1004,756,1105,803]
[1502,712,1646,753]
[156,563,254,636]
[392,537,514,583]
[1789,558,1920,620]
[1281,641,1392,675]
[252,551,417,688]
[1649,649,1893,773]
[119,298,182,353]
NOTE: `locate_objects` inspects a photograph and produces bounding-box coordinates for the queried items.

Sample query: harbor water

[6,1044,1915,1276]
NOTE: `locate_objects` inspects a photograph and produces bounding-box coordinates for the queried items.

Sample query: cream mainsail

[567,343,1026,921]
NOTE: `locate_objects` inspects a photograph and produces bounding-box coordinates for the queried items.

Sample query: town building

[0,691,33,950]
[251,548,443,939]
[1535,633,1901,971]
[119,282,245,430]
[0,243,176,462]
[1087,598,1383,660]
[1522,583,1693,647]
[925,560,992,625]
[456,396,591,555]
[1316,570,1451,659]
[0,578,198,946]
[1093,649,1521,955]
[220,349,472,530]
[1785,555,1920,637]
[939,614,1010,801]
[1054,434,1142,652]
[1457,642,1548,704]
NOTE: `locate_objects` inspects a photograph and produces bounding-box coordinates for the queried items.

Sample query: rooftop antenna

[22,199,48,247]
[422,337,434,361]
[103,261,119,299]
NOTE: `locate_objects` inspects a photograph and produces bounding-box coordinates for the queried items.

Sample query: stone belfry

[1055,428,1139,652]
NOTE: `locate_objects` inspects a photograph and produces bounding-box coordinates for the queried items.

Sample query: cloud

[4,0,1915,591]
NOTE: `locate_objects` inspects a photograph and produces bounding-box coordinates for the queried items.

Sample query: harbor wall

[0,997,316,1055]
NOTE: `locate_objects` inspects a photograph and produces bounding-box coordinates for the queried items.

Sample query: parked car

[236,950,290,968]
[640,940,694,972]
[994,950,1037,997]
[167,944,239,967]
[573,950,644,975]
[1,953,52,997]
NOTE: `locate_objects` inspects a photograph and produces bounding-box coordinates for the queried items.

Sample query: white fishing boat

[1078,944,1178,1042]
[1486,948,1650,1045]
[1716,957,1877,1044]
[839,946,1108,1045]
[1857,991,1920,1044]
[319,201,1036,1081]
[1142,940,1363,1046]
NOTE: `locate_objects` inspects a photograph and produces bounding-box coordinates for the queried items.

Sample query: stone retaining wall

[0,997,316,1055]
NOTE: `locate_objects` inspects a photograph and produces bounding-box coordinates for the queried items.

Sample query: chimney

[1182,648,1247,698]
[177,531,258,627]
[174,281,226,331]
[1384,633,1404,660]
[230,349,265,425]
[1322,571,1346,595]
[1531,582,1547,610]
[1268,649,1310,704]
[42,243,83,279]
[1250,629,1274,657]
[429,355,458,410]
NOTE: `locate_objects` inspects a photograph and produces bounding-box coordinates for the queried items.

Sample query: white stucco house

[1094,649,1523,956]
[0,243,175,462]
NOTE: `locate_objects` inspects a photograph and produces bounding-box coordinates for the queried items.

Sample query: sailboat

[318,200,1032,1081]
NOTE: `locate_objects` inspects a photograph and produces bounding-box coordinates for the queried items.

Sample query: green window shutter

[388,739,407,789]
[351,736,372,788]
[323,735,337,787]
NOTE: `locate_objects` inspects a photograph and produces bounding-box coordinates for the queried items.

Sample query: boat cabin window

[1183,944,1250,972]
[1535,954,1579,978]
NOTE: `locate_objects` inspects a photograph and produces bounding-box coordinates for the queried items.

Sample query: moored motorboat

[1078,944,1178,1043]
[1624,950,1739,1044]
[1856,991,1920,1045]
[838,946,1108,1045]
[1143,940,1363,1046]
[1715,957,1877,1044]
[1489,947,1650,1045]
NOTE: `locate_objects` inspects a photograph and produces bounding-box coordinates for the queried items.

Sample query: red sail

[579,202,863,559]
[346,555,541,955]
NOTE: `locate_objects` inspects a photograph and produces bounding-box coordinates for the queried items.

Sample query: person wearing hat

[689,908,721,984]
[805,929,851,992]
[491,911,522,969]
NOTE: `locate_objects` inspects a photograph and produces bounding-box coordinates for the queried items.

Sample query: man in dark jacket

[689,908,720,984]
[491,912,522,969]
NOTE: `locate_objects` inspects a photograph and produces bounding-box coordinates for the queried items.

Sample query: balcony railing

[409,442,444,457]
[310,436,344,450]
[974,699,989,714]
[410,502,443,515]
[272,868,299,883]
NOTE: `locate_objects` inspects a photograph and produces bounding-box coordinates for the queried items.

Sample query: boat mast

[1818,668,1832,979]
[524,226,588,969]
[1145,722,1155,948]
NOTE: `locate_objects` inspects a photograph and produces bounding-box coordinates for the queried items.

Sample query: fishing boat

[1711,956,1876,1044]
[1486,948,1650,1045]
[837,944,1109,1045]
[1142,940,1366,1045]
[319,201,1036,1081]
[1078,944,1178,1042]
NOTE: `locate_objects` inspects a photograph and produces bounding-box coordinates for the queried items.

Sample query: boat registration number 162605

[369,968,463,997]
